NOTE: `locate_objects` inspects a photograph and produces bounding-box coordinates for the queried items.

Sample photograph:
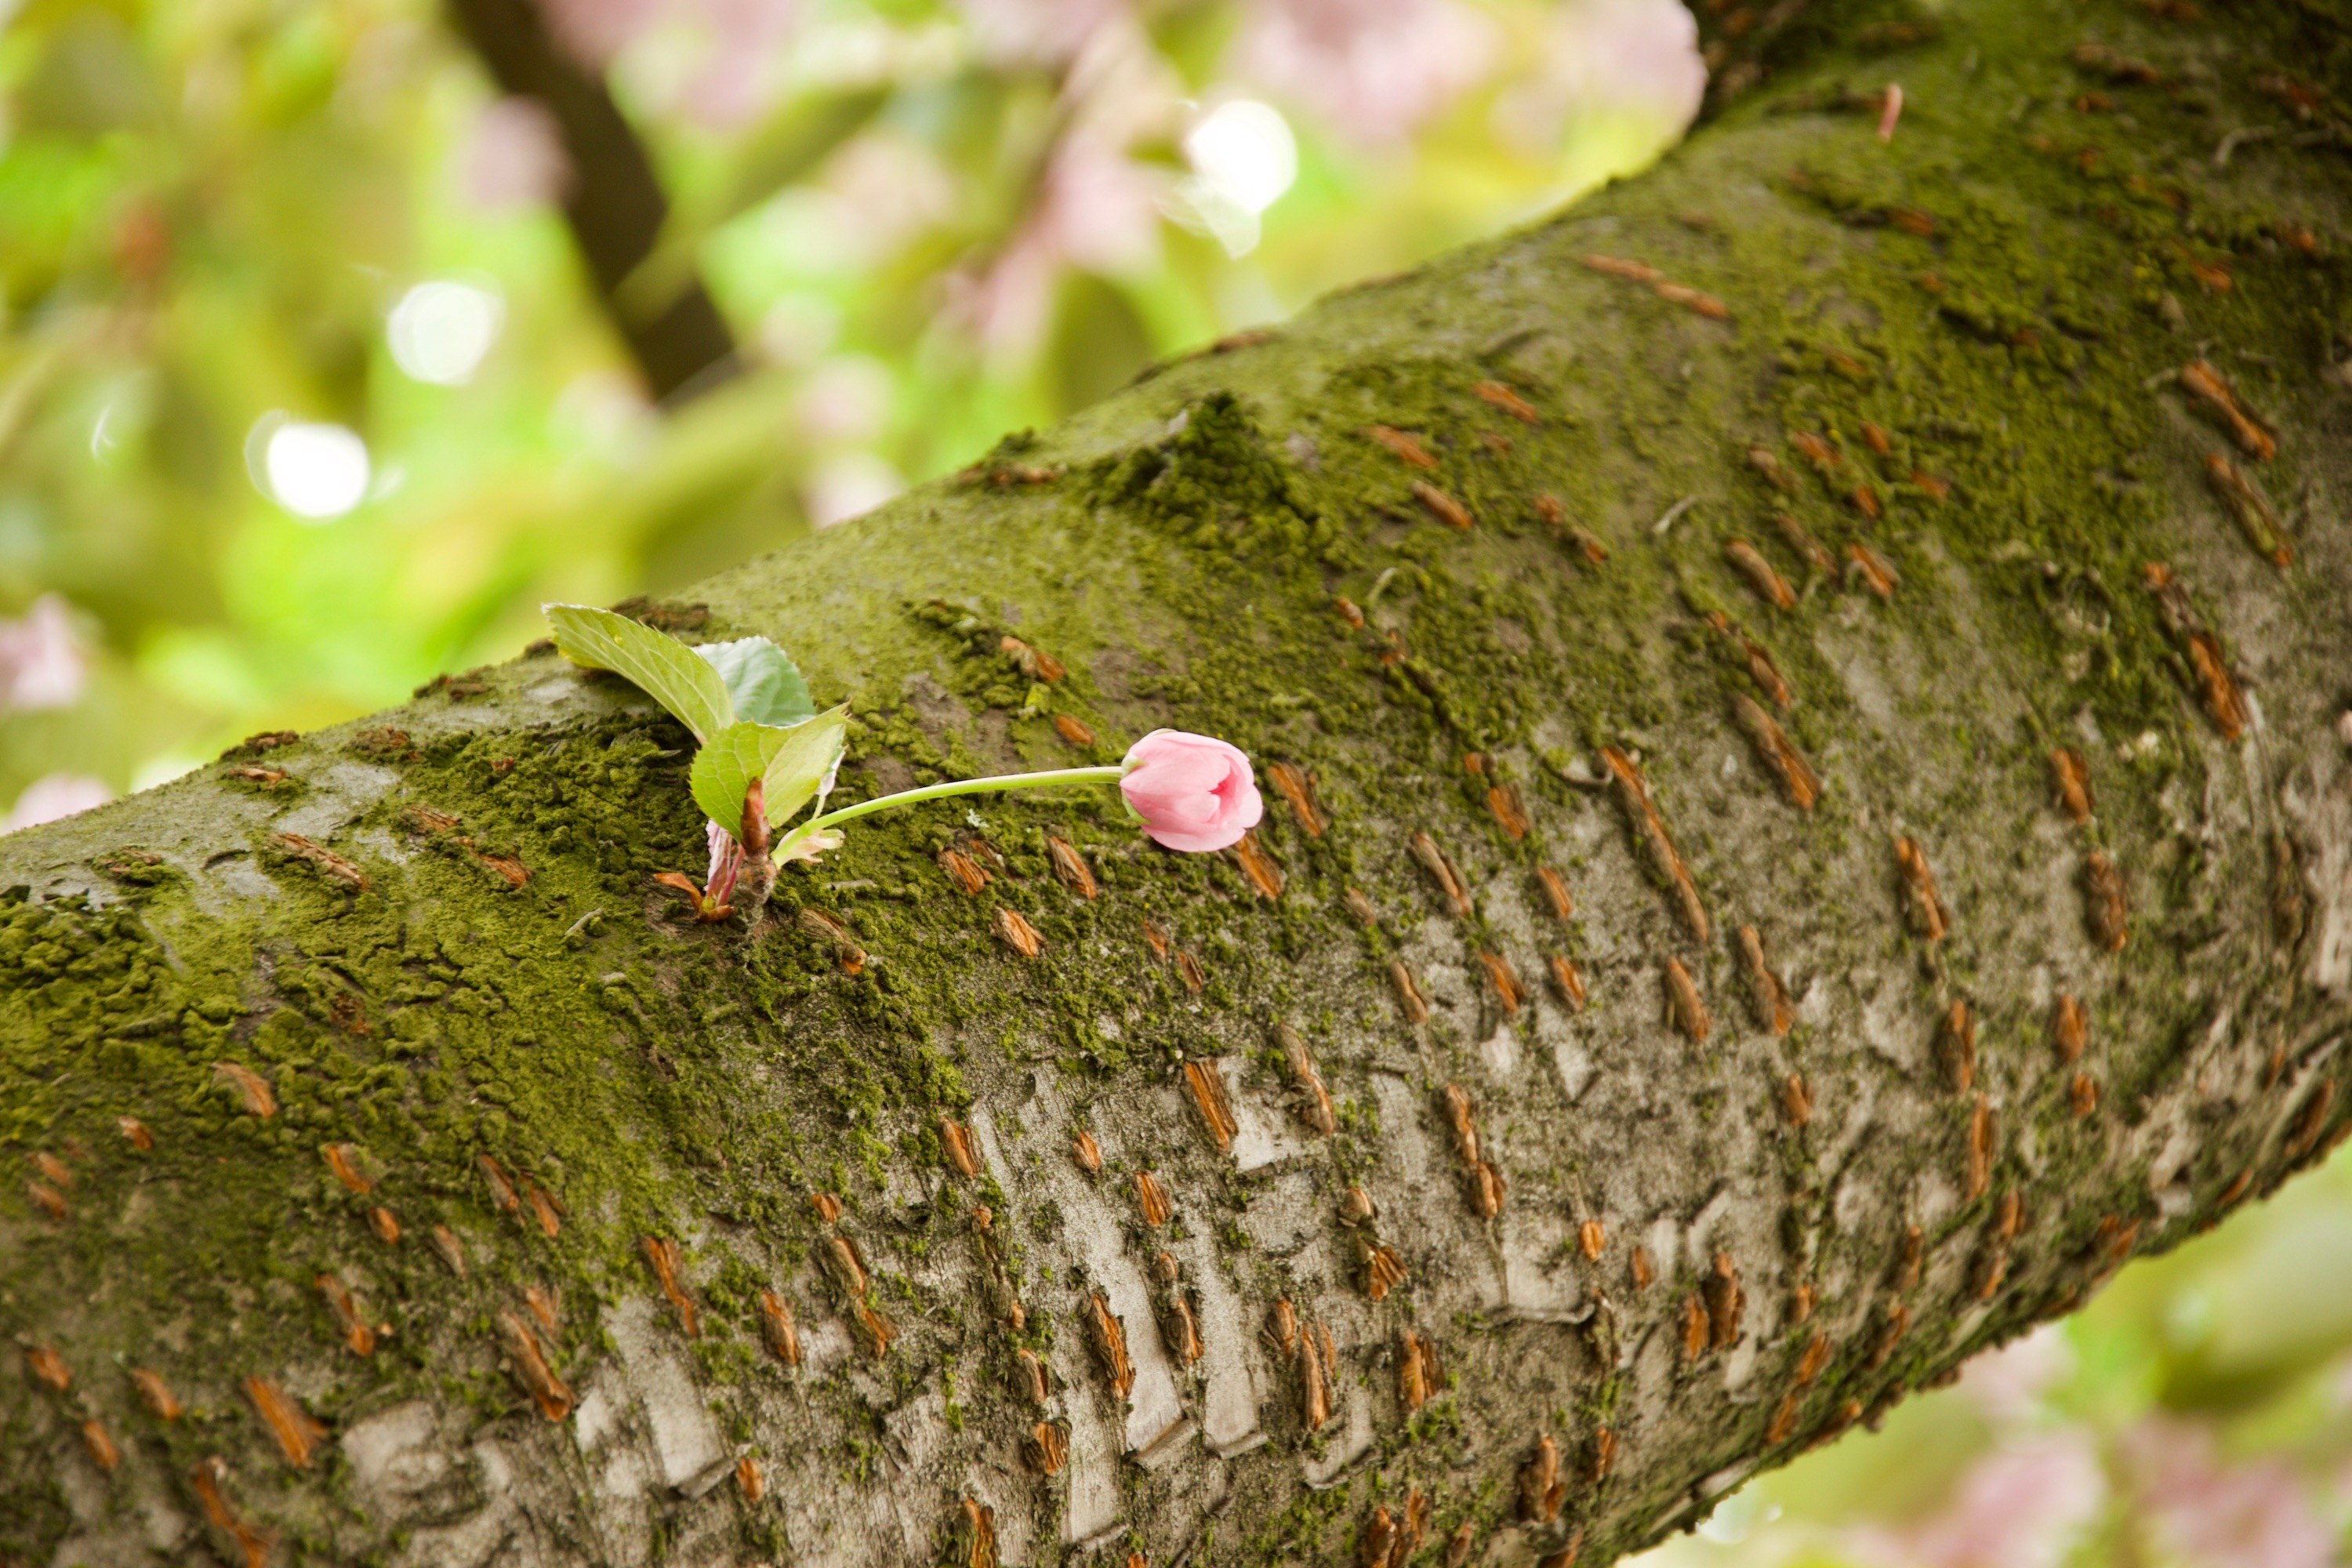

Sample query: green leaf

[693,637,815,728]
[691,723,789,836]
[760,706,850,829]
[544,604,736,745]
[689,709,849,837]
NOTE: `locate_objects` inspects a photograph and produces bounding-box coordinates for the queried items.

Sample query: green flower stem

[788,765,1127,840]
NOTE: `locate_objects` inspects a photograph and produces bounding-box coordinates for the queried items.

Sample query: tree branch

[5,0,2352,1563]
[444,0,739,404]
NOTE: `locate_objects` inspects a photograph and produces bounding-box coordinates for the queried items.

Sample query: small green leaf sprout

[547,604,844,921]
[543,604,1265,926]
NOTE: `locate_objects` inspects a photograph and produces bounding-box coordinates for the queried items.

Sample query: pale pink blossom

[1958,1325,2074,1429]
[463,96,573,213]
[535,0,800,126]
[535,0,664,67]
[663,0,805,125]
[803,452,905,528]
[953,0,1131,64]
[1846,1431,2105,1568]
[2,774,111,835]
[0,595,87,713]
[1120,730,1262,852]
[2125,1417,2333,1568]
[791,356,895,445]
[1231,0,1499,144]
[953,141,1165,351]
[946,23,1173,353]
[1490,0,1705,156]
[817,134,961,269]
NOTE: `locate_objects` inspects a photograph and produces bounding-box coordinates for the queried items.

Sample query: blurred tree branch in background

[0,0,1708,825]
[442,0,738,400]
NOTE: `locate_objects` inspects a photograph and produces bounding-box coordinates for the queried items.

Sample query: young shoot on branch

[543,605,1261,924]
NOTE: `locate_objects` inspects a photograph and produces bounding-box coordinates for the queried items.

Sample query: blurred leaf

[1046,272,1153,415]
[2162,1197,2352,1411]
[544,603,734,742]
[0,138,124,302]
[1147,0,1242,90]
[692,636,813,728]
[15,12,158,139]
[622,87,891,321]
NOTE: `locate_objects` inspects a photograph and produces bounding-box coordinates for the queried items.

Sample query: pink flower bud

[1120,730,1263,852]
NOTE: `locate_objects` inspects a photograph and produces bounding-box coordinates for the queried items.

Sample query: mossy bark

[8,0,2352,1562]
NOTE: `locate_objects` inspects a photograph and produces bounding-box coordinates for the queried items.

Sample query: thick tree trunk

[6,0,2352,1562]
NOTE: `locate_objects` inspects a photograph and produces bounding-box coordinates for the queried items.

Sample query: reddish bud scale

[993,907,1043,958]
[1480,951,1525,1017]
[938,848,990,895]
[1895,837,1950,941]
[192,1457,274,1568]
[1185,1059,1240,1151]
[2084,851,2130,951]
[1602,747,1708,939]
[2050,749,2094,821]
[212,1062,277,1118]
[1268,761,1327,836]
[1486,782,1533,840]
[1412,481,1474,530]
[1665,958,1711,1040]
[82,1418,121,1472]
[939,1117,979,1180]
[1726,539,1797,609]
[1089,1291,1134,1399]
[1232,829,1286,898]
[1849,539,1898,595]
[498,1310,574,1421]
[317,1274,376,1356]
[1390,961,1431,1023]
[1134,1170,1174,1226]
[2071,1073,2102,1119]
[25,1342,70,1392]
[1473,380,1541,423]
[1367,425,1439,469]
[246,1375,325,1468]
[1733,696,1821,811]
[132,1367,183,1420]
[2180,360,2278,461]
[642,1236,700,1337]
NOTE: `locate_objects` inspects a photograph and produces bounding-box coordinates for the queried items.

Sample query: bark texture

[8,0,2352,1563]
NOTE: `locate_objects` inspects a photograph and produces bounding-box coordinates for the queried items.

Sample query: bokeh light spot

[387,279,505,386]
[1185,100,1298,216]
[262,421,372,521]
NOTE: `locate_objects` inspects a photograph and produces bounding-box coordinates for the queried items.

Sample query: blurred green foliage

[0,0,1692,804]
[1642,1143,2352,1566]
